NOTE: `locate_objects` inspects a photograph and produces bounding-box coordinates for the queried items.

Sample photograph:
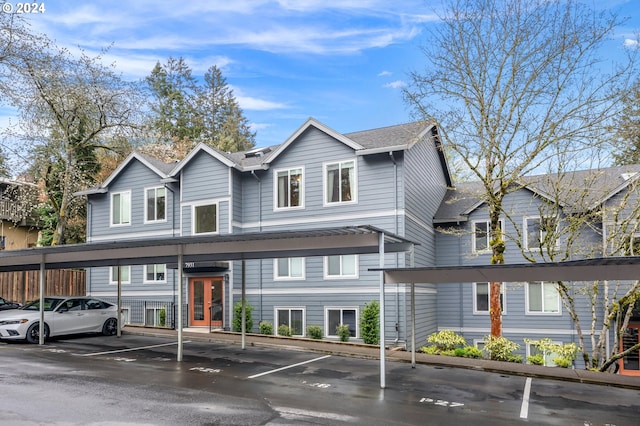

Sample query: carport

[378,256,640,387]
[0,225,414,382]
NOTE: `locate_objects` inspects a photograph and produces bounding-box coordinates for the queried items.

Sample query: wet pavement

[124,325,640,391]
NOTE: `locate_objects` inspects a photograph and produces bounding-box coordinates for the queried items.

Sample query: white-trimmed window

[526,340,562,366]
[324,255,358,279]
[326,307,358,338]
[109,266,130,284]
[473,282,506,314]
[275,307,304,336]
[274,258,305,280]
[325,159,356,204]
[145,307,166,327]
[120,307,131,325]
[472,220,503,253]
[275,167,303,209]
[111,191,131,226]
[527,281,560,314]
[524,216,558,250]
[603,221,640,256]
[192,203,218,234]
[144,264,166,283]
[145,187,166,222]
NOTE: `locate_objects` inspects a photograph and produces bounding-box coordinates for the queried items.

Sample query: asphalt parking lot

[0,332,638,425]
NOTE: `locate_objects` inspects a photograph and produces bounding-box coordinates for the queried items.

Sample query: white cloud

[623,38,639,49]
[236,96,288,111]
[378,71,392,77]
[384,80,407,89]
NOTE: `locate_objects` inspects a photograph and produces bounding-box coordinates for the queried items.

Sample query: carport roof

[0,226,415,272]
[376,256,640,284]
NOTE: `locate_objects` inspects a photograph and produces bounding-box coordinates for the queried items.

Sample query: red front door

[620,325,640,376]
[189,277,224,328]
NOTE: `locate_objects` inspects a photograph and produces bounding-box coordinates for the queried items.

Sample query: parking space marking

[247,355,331,379]
[75,341,191,357]
[520,377,532,419]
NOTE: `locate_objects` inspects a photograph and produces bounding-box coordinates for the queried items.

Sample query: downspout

[389,152,400,345]
[251,170,263,323]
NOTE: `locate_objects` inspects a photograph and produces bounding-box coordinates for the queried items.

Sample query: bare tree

[404,0,637,336]
[0,16,144,245]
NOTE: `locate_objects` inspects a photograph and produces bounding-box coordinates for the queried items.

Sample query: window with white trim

[527,281,560,314]
[526,340,562,366]
[275,167,303,209]
[325,160,356,204]
[275,307,304,336]
[109,266,130,284]
[326,307,358,338]
[111,191,131,226]
[524,216,558,250]
[274,258,305,280]
[144,264,166,283]
[324,255,358,279]
[145,187,166,222]
[472,220,503,253]
[473,282,505,314]
[193,203,217,234]
[145,307,166,327]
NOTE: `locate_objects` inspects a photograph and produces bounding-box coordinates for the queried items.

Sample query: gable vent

[621,172,638,181]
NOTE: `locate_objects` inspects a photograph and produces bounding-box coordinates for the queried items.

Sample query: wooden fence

[0,269,86,303]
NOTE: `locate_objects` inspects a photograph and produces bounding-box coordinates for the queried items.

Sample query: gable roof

[434,164,640,223]
[75,152,175,196]
[168,143,236,177]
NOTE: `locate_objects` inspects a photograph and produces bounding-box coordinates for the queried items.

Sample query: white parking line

[75,341,192,357]
[248,355,331,379]
[520,377,532,419]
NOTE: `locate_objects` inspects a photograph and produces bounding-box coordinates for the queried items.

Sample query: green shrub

[553,356,573,368]
[232,300,254,333]
[336,324,350,342]
[258,321,273,335]
[426,330,468,352]
[420,345,440,355]
[360,300,380,345]
[453,348,466,357]
[483,335,521,362]
[277,324,293,337]
[307,325,323,340]
[527,354,544,365]
[159,308,166,327]
[463,346,483,359]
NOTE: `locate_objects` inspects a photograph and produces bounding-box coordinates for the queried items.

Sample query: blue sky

[10,0,640,148]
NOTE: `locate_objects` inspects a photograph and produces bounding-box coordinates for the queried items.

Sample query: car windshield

[21,298,64,311]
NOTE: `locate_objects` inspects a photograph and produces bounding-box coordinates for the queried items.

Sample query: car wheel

[102,318,118,336]
[26,322,49,344]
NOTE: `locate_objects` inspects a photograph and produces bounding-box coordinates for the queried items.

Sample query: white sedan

[0,296,119,343]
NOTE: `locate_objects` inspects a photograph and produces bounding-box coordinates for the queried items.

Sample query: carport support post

[117,266,122,338]
[379,232,386,389]
[39,256,45,345]
[177,246,184,362]
[411,282,416,368]
[241,260,246,350]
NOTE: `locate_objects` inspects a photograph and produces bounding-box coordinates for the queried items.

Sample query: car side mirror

[58,305,68,313]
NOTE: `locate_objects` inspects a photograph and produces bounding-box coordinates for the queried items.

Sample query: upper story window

[324,255,358,279]
[524,216,558,250]
[275,167,303,209]
[325,159,356,205]
[110,265,130,284]
[145,187,166,222]
[603,221,640,256]
[275,257,305,280]
[144,264,166,283]
[193,203,217,235]
[111,191,131,226]
[473,282,506,314]
[473,220,503,253]
[527,281,560,314]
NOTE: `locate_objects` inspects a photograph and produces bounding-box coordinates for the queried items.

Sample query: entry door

[620,325,640,376]
[189,277,224,327]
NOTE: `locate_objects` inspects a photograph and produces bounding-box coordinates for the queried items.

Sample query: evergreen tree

[613,79,640,165]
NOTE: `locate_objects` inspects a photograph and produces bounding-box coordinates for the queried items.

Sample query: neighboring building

[80,118,451,346]
[80,117,640,375]
[0,178,40,250]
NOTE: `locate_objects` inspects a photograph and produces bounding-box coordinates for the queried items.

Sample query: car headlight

[0,319,28,326]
